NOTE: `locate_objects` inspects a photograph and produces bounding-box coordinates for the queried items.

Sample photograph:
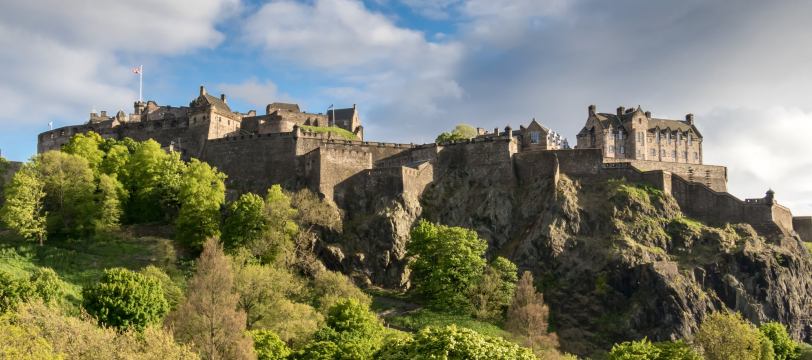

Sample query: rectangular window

[620,145,625,154]
[688,134,692,145]
[656,132,660,143]
[667,132,672,144]
[650,149,656,156]
[661,149,665,156]
[694,152,698,160]
[530,131,540,144]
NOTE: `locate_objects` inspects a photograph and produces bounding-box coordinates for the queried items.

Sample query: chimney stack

[645,111,651,118]
[353,104,357,110]
[199,85,206,96]
[588,104,596,116]
[685,113,694,125]
[617,106,625,116]
[220,94,227,104]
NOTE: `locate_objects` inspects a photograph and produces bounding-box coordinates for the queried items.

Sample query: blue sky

[2,0,812,214]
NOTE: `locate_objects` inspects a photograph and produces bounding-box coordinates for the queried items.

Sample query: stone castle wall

[202,133,299,194]
[604,158,727,192]
[793,217,812,242]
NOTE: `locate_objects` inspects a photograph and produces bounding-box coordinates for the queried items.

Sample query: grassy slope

[0,229,179,313]
[300,125,357,140]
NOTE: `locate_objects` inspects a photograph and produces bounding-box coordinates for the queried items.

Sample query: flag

[132,66,142,74]
[48,121,53,130]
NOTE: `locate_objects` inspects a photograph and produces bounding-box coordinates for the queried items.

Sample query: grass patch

[301,125,357,140]
[0,230,180,312]
[804,242,812,256]
[387,309,510,339]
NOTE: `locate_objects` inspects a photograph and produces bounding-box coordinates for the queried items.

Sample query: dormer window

[530,131,540,144]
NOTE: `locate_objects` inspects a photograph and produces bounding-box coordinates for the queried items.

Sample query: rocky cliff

[319,161,812,356]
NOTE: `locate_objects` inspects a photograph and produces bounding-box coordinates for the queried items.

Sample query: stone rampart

[793,217,812,242]
[604,158,727,192]
[202,132,299,194]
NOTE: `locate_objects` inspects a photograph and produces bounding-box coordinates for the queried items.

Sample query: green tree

[62,131,104,173]
[35,151,96,235]
[407,220,487,312]
[435,124,478,143]
[233,260,305,329]
[100,143,131,179]
[175,159,226,249]
[222,193,267,251]
[376,325,536,360]
[251,330,291,360]
[167,238,254,360]
[254,185,299,264]
[95,173,127,232]
[311,270,372,314]
[760,322,801,360]
[471,257,518,320]
[696,312,770,360]
[291,298,385,360]
[125,140,183,223]
[29,267,62,305]
[0,165,47,245]
[139,265,184,309]
[608,338,661,360]
[82,267,169,331]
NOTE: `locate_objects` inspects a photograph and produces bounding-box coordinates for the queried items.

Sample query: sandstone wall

[202,133,299,194]
[793,217,812,242]
[604,158,727,192]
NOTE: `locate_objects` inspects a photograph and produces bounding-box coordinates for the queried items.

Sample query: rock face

[326,159,812,357]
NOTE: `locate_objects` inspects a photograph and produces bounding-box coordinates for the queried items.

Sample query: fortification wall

[436,138,514,170]
[793,217,812,242]
[296,136,414,163]
[202,133,299,194]
[315,144,373,203]
[604,158,727,192]
[375,145,438,168]
[401,162,434,196]
[513,151,559,183]
[118,120,210,159]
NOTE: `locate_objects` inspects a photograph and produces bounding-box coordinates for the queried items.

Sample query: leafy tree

[407,220,487,312]
[608,338,661,360]
[35,151,96,235]
[95,173,127,232]
[222,193,267,251]
[0,269,62,312]
[435,124,478,143]
[175,159,226,249]
[471,257,518,320]
[1,165,47,245]
[82,268,169,331]
[291,298,385,360]
[505,271,559,353]
[167,238,254,360]
[139,265,184,309]
[311,270,372,314]
[233,260,305,329]
[376,325,536,360]
[125,140,185,223]
[0,155,9,203]
[290,188,342,233]
[12,302,198,359]
[0,321,61,360]
[100,143,131,179]
[696,312,771,360]
[760,322,801,360]
[252,185,299,264]
[251,330,290,360]
[62,131,104,173]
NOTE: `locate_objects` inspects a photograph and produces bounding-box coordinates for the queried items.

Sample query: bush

[608,338,701,360]
[139,265,183,309]
[311,270,371,313]
[0,268,62,312]
[470,256,517,320]
[696,312,770,360]
[760,322,801,360]
[376,325,536,360]
[407,220,487,313]
[251,330,290,360]
[306,298,385,359]
[82,267,169,331]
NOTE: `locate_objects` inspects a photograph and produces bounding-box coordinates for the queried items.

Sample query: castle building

[576,105,703,164]
[34,90,811,243]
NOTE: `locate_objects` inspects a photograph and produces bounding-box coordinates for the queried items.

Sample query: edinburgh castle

[37,86,812,244]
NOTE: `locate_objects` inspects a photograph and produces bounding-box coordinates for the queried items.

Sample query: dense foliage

[82,267,169,331]
[407,220,488,312]
[608,338,701,360]
[435,124,478,143]
[376,325,536,360]
[0,268,61,312]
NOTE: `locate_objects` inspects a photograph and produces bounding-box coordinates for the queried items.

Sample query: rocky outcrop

[322,157,812,357]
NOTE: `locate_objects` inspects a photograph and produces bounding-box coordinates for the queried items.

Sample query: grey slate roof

[268,103,301,112]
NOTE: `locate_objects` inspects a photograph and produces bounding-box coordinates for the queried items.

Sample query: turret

[765,189,775,205]
[617,106,625,116]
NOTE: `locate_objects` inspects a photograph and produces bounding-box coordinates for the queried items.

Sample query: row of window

[607,144,699,160]
[608,130,695,146]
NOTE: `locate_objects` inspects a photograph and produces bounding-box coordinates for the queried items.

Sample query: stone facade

[35,93,808,241]
[576,105,703,164]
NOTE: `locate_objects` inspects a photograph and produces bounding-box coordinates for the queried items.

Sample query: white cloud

[218,78,289,109]
[0,0,239,134]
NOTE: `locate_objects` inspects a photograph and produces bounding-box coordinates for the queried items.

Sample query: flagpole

[139,65,143,103]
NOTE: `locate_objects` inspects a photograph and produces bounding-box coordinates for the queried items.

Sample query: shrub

[760,322,801,360]
[82,267,169,331]
[407,220,487,312]
[696,312,770,360]
[0,268,62,312]
[311,270,371,313]
[251,330,291,360]
[376,325,536,360]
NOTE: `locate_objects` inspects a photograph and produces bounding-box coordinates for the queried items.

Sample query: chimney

[617,106,625,116]
[685,113,694,125]
[353,103,357,110]
[220,94,227,104]
[588,104,596,116]
[645,111,651,118]
[199,85,206,96]
[100,111,107,117]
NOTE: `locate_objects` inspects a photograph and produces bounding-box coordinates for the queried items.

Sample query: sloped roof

[198,94,232,112]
